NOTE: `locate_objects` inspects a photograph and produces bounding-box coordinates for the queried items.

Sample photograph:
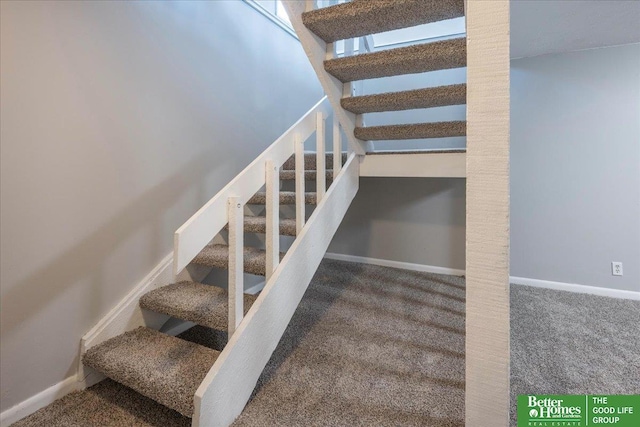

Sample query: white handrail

[173,96,331,275]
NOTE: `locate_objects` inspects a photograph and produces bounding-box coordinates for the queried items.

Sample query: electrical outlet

[612,262,623,276]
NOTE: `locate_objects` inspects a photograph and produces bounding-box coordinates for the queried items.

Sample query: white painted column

[295,135,306,235]
[265,160,280,281]
[316,112,326,202]
[465,1,510,426]
[227,197,244,336]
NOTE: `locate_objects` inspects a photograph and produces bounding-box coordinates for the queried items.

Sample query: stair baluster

[316,112,327,202]
[295,135,306,235]
[265,160,280,281]
[333,120,342,179]
[227,196,244,336]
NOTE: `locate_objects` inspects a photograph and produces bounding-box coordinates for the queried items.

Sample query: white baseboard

[324,253,639,301]
[323,252,466,276]
[0,375,80,427]
[78,252,177,389]
[510,276,640,301]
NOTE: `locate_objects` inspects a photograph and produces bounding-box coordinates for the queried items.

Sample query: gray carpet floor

[509,284,640,426]
[12,259,640,426]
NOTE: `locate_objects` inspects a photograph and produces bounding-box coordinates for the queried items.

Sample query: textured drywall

[465,1,511,425]
[0,0,321,412]
[511,43,640,293]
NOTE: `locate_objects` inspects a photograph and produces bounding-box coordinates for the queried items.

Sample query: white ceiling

[511,0,640,59]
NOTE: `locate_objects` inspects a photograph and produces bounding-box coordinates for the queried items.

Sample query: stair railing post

[316,112,326,202]
[295,134,306,235]
[227,196,244,336]
[342,38,355,99]
[333,116,342,179]
[265,160,280,281]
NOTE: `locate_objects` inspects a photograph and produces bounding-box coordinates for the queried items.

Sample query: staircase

[284,0,467,155]
[79,1,468,426]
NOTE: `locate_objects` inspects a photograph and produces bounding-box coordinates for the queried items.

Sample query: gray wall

[0,0,321,411]
[328,177,466,269]
[328,41,467,270]
[510,43,640,292]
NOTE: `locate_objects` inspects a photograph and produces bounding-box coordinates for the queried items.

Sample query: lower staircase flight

[80,0,469,425]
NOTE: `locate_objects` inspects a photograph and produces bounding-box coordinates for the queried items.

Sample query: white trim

[324,255,640,301]
[78,252,175,388]
[78,252,211,388]
[323,253,465,276]
[0,375,80,427]
[360,152,466,178]
[510,277,640,301]
[324,252,640,301]
[242,0,299,40]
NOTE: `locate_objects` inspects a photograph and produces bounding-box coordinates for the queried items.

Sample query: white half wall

[0,0,322,413]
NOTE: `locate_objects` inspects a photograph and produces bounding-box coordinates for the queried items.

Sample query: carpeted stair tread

[355,121,466,141]
[140,281,257,330]
[82,327,218,417]
[302,0,465,43]
[325,37,466,82]
[282,153,347,170]
[248,191,317,205]
[341,84,467,114]
[225,216,297,236]
[192,244,283,276]
[280,169,333,181]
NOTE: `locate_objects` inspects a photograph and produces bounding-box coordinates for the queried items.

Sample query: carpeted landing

[12,260,640,426]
